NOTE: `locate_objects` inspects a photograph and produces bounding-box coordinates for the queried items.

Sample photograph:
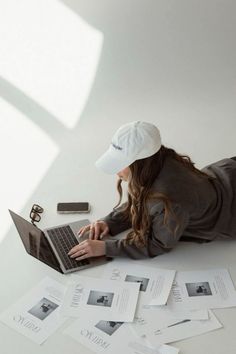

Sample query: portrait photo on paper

[185,282,213,297]
[87,291,114,307]
[95,320,123,335]
[28,297,59,320]
[125,275,150,292]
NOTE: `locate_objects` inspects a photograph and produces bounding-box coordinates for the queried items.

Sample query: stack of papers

[101,261,236,346]
[1,261,236,354]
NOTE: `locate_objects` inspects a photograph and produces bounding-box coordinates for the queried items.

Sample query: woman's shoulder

[152,155,201,189]
[202,157,236,170]
[202,157,236,180]
[148,156,214,210]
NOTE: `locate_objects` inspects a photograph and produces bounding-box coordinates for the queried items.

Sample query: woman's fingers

[99,226,109,239]
[68,239,106,260]
[67,244,81,256]
[89,222,103,240]
[94,222,106,239]
[75,254,88,261]
[89,223,95,239]
[67,242,87,258]
[71,248,87,259]
[78,225,90,237]
[77,221,109,240]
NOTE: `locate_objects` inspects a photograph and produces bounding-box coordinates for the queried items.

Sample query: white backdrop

[0,1,236,353]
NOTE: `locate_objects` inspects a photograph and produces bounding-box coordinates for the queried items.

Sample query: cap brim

[95,147,134,174]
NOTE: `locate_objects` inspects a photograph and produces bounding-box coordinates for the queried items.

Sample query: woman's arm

[100,203,132,236]
[69,203,132,260]
[70,203,189,261]
[104,203,189,259]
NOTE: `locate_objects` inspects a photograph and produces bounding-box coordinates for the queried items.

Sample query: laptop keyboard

[47,225,89,270]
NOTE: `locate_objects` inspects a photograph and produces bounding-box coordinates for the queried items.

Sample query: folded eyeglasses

[29,204,44,226]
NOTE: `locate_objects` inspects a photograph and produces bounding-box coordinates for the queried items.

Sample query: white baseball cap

[95,121,162,174]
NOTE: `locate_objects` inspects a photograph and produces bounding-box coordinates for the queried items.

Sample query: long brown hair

[114,145,212,247]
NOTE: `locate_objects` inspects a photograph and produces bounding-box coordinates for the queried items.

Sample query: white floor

[0,1,236,353]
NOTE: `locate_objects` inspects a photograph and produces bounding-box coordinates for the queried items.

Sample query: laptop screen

[9,210,62,273]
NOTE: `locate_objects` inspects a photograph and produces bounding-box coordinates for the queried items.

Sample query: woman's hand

[68,239,106,260]
[78,221,110,240]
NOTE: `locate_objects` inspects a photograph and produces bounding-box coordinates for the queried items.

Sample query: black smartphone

[57,202,90,214]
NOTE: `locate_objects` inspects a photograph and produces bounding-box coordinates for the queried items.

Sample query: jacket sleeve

[105,203,189,259]
[99,203,132,236]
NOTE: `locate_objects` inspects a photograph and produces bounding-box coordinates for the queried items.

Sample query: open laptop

[9,210,110,274]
